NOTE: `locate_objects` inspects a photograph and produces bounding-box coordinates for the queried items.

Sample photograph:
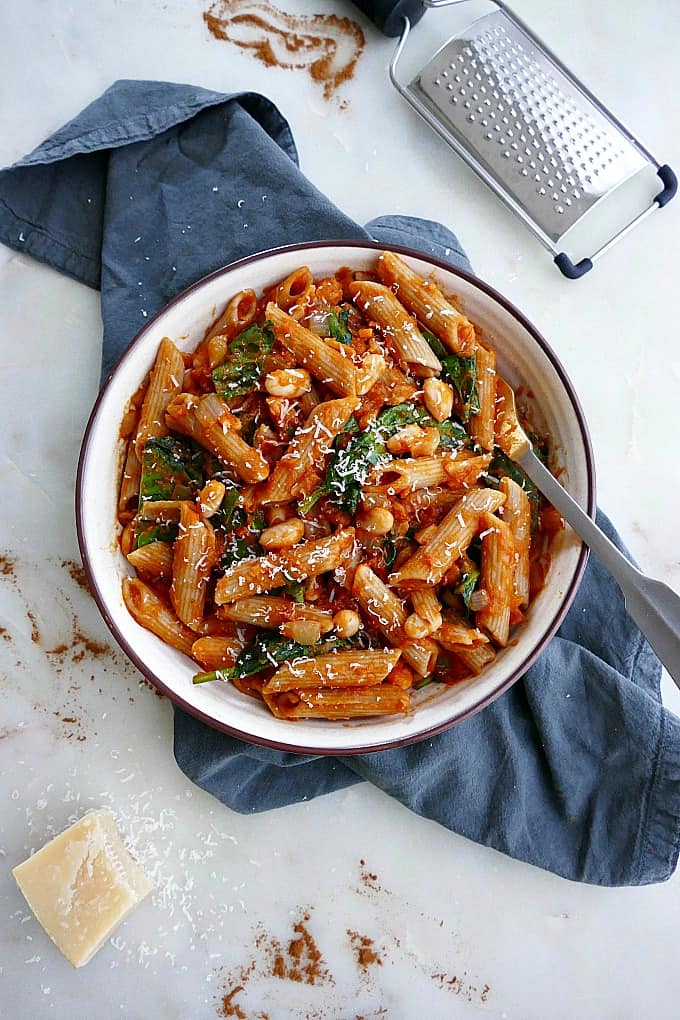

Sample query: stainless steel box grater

[389,0,676,277]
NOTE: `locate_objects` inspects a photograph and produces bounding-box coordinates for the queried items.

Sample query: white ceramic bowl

[77,242,594,754]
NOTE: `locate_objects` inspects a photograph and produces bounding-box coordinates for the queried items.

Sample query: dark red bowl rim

[76,240,595,756]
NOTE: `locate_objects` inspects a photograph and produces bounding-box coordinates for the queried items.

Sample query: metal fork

[496,379,680,688]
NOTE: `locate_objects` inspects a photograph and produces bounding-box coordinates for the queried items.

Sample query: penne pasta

[389,487,506,589]
[411,588,443,632]
[119,438,142,520]
[197,479,226,518]
[122,577,196,656]
[454,642,497,676]
[165,392,201,440]
[401,638,439,677]
[442,453,493,492]
[352,563,406,637]
[170,502,216,630]
[351,564,436,676]
[469,345,497,452]
[167,390,265,486]
[214,529,356,604]
[120,521,136,558]
[266,302,357,396]
[385,660,415,690]
[476,511,515,646]
[272,266,315,313]
[264,649,401,693]
[195,393,269,484]
[299,379,323,416]
[134,337,185,456]
[265,685,410,719]
[500,476,531,609]
[349,280,442,374]
[436,615,489,649]
[259,396,358,505]
[219,596,333,633]
[127,540,174,581]
[192,636,243,671]
[119,379,148,440]
[206,288,257,343]
[137,499,193,523]
[356,352,387,395]
[400,487,462,522]
[380,452,491,496]
[376,250,476,355]
[378,455,458,494]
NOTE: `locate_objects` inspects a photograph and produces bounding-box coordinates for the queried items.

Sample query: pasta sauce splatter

[203,0,365,101]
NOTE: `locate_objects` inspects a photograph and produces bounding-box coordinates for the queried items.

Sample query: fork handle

[519,449,680,689]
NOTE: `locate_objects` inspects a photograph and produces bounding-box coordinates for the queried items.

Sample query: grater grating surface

[412,11,648,243]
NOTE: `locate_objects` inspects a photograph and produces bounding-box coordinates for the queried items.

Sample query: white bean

[333,609,362,639]
[356,508,394,535]
[259,518,305,550]
[423,377,454,422]
[265,368,311,398]
[356,353,386,395]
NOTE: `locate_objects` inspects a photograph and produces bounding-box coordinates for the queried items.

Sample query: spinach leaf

[193,669,230,684]
[445,354,480,419]
[413,675,434,691]
[327,308,352,345]
[250,510,267,533]
[422,330,448,361]
[139,436,203,503]
[220,512,265,569]
[373,403,424,431]
[282,581,306,603]
[423,331,479,421]
[488,448,541,529]
[134,521,178,550]
[221,534,258,569]
[377,403,469,449]
[298,486,329,515]
[325,424,391,515]
[526,429,549,466]
[302,402,470,515]
[383,533,399,569]
[212,322,275,399]
[437,417,471,448]
[456,567,480,611]
[229,632,354,680]
[196,633,372,687]
[231,506,247,530]
[218,485,240,527]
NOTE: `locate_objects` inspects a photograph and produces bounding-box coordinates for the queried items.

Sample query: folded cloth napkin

[2,80,678,887]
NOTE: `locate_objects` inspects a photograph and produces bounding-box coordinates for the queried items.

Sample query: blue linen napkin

[2,80,678,887]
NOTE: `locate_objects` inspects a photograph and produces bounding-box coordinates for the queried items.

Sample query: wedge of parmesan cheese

[12,809,152,967]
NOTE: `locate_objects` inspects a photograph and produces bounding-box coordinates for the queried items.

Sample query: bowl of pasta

[77,242,594,753]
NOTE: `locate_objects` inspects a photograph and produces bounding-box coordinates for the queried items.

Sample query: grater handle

[554,254,593,280]
[555,165,678,279]
[655,165,678,208]
[352,0,427,36]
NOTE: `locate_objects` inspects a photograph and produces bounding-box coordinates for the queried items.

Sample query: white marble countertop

[2,1,680,1017]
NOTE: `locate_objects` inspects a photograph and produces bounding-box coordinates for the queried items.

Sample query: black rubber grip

[352,0,427,36]
[654,164,677,208]
[554,253,593,280]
